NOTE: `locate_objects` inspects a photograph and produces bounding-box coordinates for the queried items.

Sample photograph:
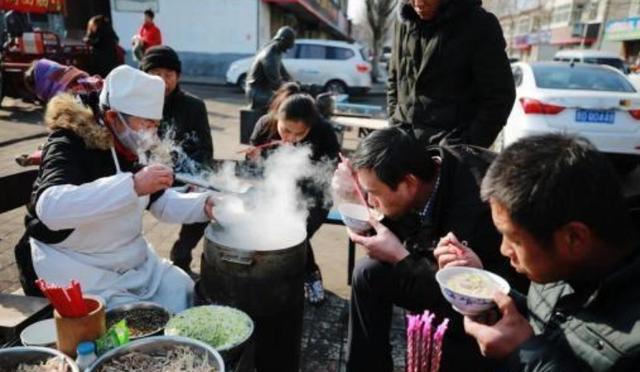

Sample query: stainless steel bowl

[0,346,79,372]
[105,301,172,340]
[87,336,225,372]
[165,305,254,364]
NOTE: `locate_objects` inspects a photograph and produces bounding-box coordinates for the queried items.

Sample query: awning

[264,0,350,40]
[0,0,63,13]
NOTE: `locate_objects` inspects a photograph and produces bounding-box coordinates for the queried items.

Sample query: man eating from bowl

[25,65,216,313]
[464,134,640,371]
[333,127,527,372]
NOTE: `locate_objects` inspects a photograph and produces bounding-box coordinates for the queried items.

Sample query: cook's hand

[464,291,534,359]
[348,218,409,264]
[133,164,173,196]
[433,232,483,270]
[205,196,216,220]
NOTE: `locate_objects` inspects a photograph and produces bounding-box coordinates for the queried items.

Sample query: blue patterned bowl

[435,267,510,316]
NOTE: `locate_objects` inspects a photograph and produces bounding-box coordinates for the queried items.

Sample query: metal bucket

[199,223,307,372]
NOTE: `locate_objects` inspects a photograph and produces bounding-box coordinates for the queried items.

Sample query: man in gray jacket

[465,134,640,371]
[246,26,295,111]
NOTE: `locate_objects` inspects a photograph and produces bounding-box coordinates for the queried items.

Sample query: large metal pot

[200,224,307,317]
[199,223,307,372]
[0,346,79,371]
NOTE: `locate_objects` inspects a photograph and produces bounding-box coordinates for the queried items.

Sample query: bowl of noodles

[435,267,510,316]
[87,336,224,372]
[0,346,79,372]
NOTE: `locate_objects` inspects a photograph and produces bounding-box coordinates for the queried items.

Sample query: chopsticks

[339,153,371,218]
[236,140,283,154]
[36,279,89,318]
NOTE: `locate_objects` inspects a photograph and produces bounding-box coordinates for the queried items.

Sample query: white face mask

[115,112,156,153]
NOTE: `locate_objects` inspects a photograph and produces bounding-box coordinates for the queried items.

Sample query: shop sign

[0,0,63,13]
[605,17,640,41]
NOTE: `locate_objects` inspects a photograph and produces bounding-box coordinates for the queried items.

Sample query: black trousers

[170,222,208,270]
[347,257,495,372]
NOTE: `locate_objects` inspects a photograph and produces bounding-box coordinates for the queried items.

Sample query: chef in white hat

[25,65,214,312]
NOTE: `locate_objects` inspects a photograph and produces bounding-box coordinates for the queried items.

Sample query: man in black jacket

[388,0,515,147]
[333,128,527,372]
[465,135,640,372]
[246,26,295,111]
[141,46,214,278]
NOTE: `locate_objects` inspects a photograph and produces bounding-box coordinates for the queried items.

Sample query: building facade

[602,0,640,61]
[109,0,351,79]
[486,0,609,62]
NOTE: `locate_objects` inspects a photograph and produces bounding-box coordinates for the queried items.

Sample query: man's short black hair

[481,134,633,248]
[351,127,436,190]
[144,9,155,19]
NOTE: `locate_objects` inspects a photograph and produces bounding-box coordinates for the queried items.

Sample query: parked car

[226,39,372,95]
[553,49,628,73]
[504,62,640,171]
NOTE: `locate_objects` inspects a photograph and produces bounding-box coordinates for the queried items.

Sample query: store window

[552,4,572,25]
[630,0,640,16]
[517,16,531,35]
[114,0,159,12]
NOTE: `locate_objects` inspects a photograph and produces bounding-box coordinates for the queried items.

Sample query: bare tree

[365,0,397,82]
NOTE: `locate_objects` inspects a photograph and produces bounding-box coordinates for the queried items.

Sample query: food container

[86,335,225,372]
[164,305,254,364]
[20,318,56,347]
[105,302,171,340]
[0,346,79,371]
[54,295,106,357]
[435,267,510,316]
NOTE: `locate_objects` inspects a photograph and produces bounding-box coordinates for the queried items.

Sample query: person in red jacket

[132,9,162,61]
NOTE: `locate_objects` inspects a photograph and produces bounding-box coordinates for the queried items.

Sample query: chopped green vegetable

[164,306,252,350]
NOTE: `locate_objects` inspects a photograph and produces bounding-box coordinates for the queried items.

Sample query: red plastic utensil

[236,140,283,154]
[338,153,371,217]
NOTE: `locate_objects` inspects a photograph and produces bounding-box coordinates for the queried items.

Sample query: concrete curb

[0,132,48,148]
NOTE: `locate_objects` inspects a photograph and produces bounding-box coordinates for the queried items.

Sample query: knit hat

[140,45,181,73]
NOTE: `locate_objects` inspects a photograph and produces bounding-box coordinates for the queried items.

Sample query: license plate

[575,109,615,124]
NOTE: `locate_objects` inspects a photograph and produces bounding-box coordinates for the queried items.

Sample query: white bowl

[337,203,380,234]
[20,318,56,347]
[435,267,510,316]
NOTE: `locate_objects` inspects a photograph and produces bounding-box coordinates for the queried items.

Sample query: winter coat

[387,0,515,147]
[138,22,162,49]
[503,250,640,372]
[386,144,529,372]
[84,27,121,78]
[24,94,210,312]
[158,86,213,172]
[250,114,340,236]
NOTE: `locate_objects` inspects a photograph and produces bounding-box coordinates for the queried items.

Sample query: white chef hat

[99,65,165,120]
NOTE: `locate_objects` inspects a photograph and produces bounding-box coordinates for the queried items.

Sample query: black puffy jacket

[388,0,515,147]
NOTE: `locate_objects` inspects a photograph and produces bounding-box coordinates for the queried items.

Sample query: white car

[226,39,372,95]
[504,62,640,163]
[553,49,628,73]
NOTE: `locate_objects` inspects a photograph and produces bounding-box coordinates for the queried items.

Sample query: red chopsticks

[36,279,89,318]
[236,140,283,154]
[338,153,371,217]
